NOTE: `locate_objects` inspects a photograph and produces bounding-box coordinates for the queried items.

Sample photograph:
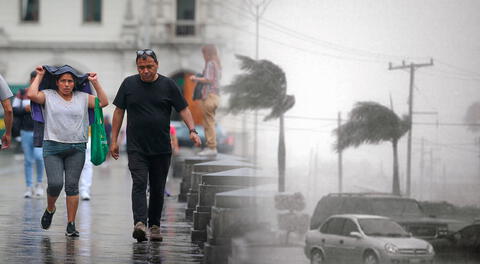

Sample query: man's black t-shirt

[113,74,187,155]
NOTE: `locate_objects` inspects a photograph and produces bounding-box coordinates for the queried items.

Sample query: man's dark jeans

[128,151,171,227]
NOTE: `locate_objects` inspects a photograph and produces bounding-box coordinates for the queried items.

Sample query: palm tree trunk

[278,114,286,192]
[392,139,400,195]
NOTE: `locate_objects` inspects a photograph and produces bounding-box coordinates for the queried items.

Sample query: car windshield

[359,218,410,237]
[370,199,423,216]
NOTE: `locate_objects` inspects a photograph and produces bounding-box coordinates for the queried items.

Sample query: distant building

[0,0,242,124]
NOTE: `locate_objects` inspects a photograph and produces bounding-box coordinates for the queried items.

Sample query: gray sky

[224,0,480,205]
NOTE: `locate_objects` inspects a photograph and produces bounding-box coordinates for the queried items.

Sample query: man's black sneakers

[41,207,55,230]
[65,222,79,237]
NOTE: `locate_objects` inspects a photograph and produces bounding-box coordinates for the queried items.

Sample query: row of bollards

[175,152,278,264]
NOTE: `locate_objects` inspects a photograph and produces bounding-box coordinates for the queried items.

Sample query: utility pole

[389,59,434,197]
[442,163,446,198]
[420,137,425,200]
[415,111,437,199]
[245,0,273,164]
[337,112,343,193]
[429,148,434,200]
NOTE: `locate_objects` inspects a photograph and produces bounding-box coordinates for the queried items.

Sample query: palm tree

[334,102,410,195]
[224,55,295,192]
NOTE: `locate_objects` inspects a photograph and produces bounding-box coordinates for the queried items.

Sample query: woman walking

[27,65,108,237]
[190,44,222,156]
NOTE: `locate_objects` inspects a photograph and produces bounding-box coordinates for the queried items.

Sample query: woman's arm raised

[87,72,109,108]
[26,66,46,104]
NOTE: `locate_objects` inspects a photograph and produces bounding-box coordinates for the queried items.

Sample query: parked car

[310,193,463,241]
[170,120,234,153]
[305,214,435,264]
[430,222,480,263]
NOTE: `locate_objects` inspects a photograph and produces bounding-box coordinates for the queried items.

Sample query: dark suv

[310,193,459,241]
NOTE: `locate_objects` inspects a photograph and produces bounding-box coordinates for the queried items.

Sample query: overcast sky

[223,0,480,205]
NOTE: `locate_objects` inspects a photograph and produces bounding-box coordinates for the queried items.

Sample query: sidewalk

[0,151,203,264]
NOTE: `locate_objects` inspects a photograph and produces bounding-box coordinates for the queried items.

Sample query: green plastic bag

[91,98,108,166]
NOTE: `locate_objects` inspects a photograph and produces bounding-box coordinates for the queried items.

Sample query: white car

[305,214,435,264]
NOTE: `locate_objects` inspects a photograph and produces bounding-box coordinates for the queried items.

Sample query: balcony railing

[175,20,196,36]
[165,20,204,43]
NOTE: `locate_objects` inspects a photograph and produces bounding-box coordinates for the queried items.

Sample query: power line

[413,121,480,127]
[225,2,426,62]
[414,84,439,114]
[220,5,388,63]
[419,70,480,83]
[218,17,383,63]
[436,59,480,78]
[413,137,479,154]
[225,111,480,127]
[223,1,480,84]
[422,67,480,80]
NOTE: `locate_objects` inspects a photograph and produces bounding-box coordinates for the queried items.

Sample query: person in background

[12,71,45,198]
[190,44,222,157]
[0,73,13,150]
[28,65,108,237]
[104,115,112,147]
[79,130,93,201]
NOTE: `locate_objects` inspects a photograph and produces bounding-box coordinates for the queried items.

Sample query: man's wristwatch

[189,128,198,135]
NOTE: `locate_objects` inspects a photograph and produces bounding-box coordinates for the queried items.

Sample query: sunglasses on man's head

[136,49,157,59]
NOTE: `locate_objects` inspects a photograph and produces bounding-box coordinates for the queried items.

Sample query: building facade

[0,0,241,124]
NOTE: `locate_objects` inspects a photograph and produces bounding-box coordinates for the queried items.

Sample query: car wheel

[310,249,324,264]
[363,252,379,264]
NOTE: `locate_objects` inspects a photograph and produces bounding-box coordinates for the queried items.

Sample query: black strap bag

[192,74,204,100]
[11,99,23,138]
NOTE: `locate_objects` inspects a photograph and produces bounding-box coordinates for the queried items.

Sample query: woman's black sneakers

[65,222,79,237]
[41,207,56,230]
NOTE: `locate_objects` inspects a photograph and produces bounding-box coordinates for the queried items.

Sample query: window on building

[83,0,102,23]
[176,0,195,36]
[20,0,40,22]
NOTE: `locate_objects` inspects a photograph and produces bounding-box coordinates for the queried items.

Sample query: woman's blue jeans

[20,130,44,187]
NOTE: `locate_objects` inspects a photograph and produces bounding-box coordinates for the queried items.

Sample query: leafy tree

[334,102,410,195]
[224,55,295,192]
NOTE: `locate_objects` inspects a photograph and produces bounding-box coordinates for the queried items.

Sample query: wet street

[0,151,203,264]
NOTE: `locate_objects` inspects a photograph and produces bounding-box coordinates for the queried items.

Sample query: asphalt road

[0,150,203,264]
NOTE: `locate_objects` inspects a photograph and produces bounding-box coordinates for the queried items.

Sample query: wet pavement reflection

[0,152,203,263]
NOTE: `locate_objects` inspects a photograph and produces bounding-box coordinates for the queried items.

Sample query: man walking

[0,74,13,150]
[110,49,201,242]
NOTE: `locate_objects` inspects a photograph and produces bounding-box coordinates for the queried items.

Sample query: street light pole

[248,0,273,165]
[337,112,343,193]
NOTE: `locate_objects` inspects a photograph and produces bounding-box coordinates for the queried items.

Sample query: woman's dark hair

[30,71,37,80]
[55,72,78,91]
